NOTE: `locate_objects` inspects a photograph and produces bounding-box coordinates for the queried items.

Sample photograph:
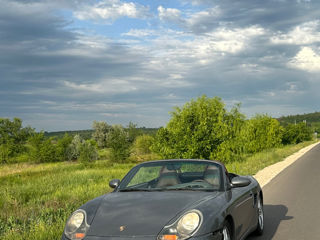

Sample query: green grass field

[0,140,316,239]
[0,161,135,240]
[225,140,317,175]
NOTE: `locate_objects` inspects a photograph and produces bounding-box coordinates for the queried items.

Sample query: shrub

[67,135,83,161]
[108,125,130,162]
[282,123,313,144]
[29,132,57,163]
[0,118,34,163]
[132,135,154,155]
[38,138,57,163]
[28,133,57,163]
[240,114,283,153]
[0,143,13,164]
[127,122,141,144]
[79,140,99,164]
[92,121,111,148]
[152,96,245,163]
[56,134,73,162]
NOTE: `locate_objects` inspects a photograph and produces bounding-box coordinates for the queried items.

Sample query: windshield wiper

[164,186,216,191]
[119,187,216,192]
[119,188,152,192]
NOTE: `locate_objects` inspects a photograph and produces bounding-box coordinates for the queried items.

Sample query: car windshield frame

[117,160,225,192]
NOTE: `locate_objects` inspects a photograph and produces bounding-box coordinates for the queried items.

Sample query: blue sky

[1,0,320,131]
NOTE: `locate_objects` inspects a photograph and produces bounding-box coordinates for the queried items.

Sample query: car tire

[254,195,264,235]
[222,220,232,240]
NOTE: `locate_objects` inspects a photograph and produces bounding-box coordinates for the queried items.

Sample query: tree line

[0,119,154,164]
[0,96,315,165]
[152,96,314,163]
[278,111,320,134]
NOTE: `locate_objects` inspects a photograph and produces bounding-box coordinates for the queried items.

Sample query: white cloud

[158,6,184,24]
[296,0,311,3]
[205,26,265,53]
[285,82,300,94]
[188,0,214,5]
[73,34,112,49]
[74,0,149,22]
[23,101,138,113]
[132,25,266,80]
[158,93,181,100]
[54,102,138,112]
[240,63,268,74]
[185,7,220,31]
[288,47,320,72]
[271,21,320,45]
[157,5,221,33]
[64,79,137,94]
[122,29,156,37]
[64,81,103,92]
[40,100,57,105]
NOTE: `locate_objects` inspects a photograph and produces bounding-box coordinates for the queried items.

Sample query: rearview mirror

[109,179,120,189]
[231,177,251,188]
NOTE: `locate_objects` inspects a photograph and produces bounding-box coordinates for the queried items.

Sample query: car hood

[87,191,220,237]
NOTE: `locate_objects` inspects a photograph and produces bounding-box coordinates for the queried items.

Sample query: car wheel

[254,195,264,235]
[222,221,232,240]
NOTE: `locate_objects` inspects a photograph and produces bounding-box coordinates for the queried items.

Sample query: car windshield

[118,161,223,192]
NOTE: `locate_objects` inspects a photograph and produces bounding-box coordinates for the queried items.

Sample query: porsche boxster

[62,159,264,240]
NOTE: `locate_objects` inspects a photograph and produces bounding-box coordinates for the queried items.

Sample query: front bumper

[62,232,222,240]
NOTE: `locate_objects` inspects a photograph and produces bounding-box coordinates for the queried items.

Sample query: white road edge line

[254,141,320,188]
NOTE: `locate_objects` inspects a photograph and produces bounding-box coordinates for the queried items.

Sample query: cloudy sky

[1,0,320,131]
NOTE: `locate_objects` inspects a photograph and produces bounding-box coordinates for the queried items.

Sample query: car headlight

[64,209,90,240]
[157,210,202,240]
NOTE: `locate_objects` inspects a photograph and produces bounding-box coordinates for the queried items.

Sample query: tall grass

[0,140,316,239]
[0,161,135,239]
[225,140,316,175]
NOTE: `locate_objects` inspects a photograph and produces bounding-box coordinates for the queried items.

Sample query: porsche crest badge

[119,226,125,232]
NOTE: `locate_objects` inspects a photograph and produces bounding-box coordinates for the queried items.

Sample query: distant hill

[44,130,94,140]
[44,127,159,139]
[277,112,320,124]
[277,112,320,132]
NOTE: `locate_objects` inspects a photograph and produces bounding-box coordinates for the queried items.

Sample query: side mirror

[109,179,120,189]
[231,177,251,188]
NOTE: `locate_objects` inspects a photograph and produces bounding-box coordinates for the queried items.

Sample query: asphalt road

[247,143,320,240]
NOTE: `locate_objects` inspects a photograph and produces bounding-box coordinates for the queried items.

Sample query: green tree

[27,132,44,162]
[38,138,57,163]
[0,118,34,163]
[92,121,111,148]
[127,122,141,144]
[28,132,57,163]
[240,114,283,153]
[79,139,99,164]
[56,134,73,161]
[0,142,13,164]
[152,96,245,162]
[108,125,130,162]
[132,134,154,155]
[67,134,83,161]
[211,103,246,162]
[282,122,312,144]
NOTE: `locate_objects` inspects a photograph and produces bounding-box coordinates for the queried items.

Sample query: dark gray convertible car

[62,159,264,240]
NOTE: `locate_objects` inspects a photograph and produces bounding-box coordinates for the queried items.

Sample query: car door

[223,170,255,239]
[232,186,255,239]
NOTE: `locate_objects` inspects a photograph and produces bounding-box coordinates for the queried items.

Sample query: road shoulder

[254,141,320,188]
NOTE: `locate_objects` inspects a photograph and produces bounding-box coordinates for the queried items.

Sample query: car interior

[152,164,222,189]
